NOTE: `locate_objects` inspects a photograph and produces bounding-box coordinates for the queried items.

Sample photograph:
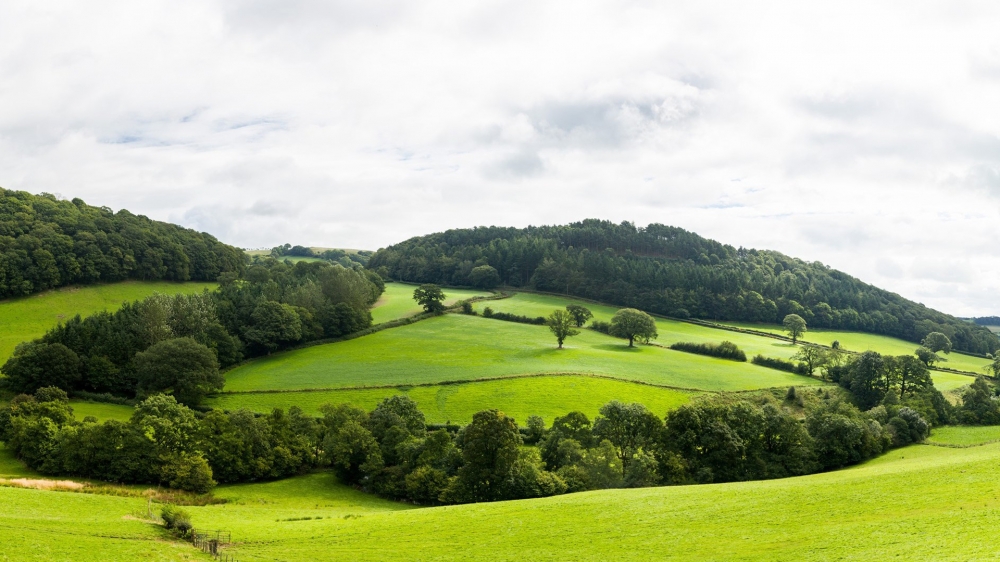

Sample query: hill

[0,188,245,299]
[369,220,999,355]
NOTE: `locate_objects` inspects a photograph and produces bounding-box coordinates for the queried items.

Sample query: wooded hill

[0,189,245,298]
[369,220,1000,355]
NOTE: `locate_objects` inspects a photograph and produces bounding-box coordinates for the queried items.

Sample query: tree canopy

[609,308,658,347]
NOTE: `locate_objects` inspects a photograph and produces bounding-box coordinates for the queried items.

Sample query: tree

[565,305,593,328]
[413,284,446,314]
[847,351,887,410]
[469,265,500,290]
[135,337,222,406]
[547,310,580,348]
[915,346,943,367]
[986,355,1000,378]
[0,342,81,394]
[783,314,807,344]
[325,420,384,483]
[888,355,932,398]
[609,309,658,347]
[451,409,521,502]
[921,332,952,354]
[592,401,661,477]
[244,301,303,353]
[792,345,826,375]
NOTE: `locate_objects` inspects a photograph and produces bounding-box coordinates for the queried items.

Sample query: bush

[752,355,808,374]
[590,320,611,334]
[480,310,546,325]
[670,341,747,361]
[161,505,193,536]
[460,301,474,315]
[161,453,216,494]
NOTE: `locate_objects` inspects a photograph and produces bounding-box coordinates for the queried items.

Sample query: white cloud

[1,0,1000,315]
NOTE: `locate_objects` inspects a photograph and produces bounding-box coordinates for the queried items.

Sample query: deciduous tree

[547,309,580,348]
[413,284,446,313]
[609,309,658,347]
[783,314,807,344]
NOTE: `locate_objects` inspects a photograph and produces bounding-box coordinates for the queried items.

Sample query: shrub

[590,320,611,334]
[480,310,546,325]
[670,341,747,362]
[752,355,808,374]
[460,301,474,315]
[161,505,193,536]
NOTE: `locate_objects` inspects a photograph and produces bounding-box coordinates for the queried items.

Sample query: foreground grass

[209,375,695,424]
[476,292,801,361]
[371,282,489,324]
[927,425,1000,446]
[224,314,819,393]
[0,281,217,363]
[720,321,992,373]
[179,436,1000,561]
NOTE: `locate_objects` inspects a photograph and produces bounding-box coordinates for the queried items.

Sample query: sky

[1,1,999,317]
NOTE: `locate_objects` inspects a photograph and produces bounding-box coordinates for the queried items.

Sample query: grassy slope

[208,375,694,424]
[69,400,134,422]
[0,281,217,363]
[223,314,820,393]
[927,425,1000,446]
[371,282,489,324]
[720,321,992,373]
[179,430,1000,561]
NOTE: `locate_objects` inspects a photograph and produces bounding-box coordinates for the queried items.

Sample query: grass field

[720,321,993,374]
[371,282,490,324]
[208,375,695,424]
[927,425,1000,446]
[68,400,134,422]
[0,281,217,363]
[223,314,820,393]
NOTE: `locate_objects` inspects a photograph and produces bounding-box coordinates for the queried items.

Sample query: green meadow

[0,281,217,363]
[926,425,1000,446]
[223,314,819,393]
[720,321,993,374]
[370,282,489,324]
[68,400,134,422]
[209,375,694,424]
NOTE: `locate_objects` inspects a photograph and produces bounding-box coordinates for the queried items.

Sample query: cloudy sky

[1,1,999,316]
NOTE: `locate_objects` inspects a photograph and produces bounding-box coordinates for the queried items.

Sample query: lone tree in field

[547,309,580,348]
[921,332,952,355]
[565,304,593,327]
[783,314,807,344]
[413,284,446,313]
[609,308,658,347]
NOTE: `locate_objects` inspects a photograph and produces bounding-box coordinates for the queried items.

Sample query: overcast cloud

[1,1,999,316]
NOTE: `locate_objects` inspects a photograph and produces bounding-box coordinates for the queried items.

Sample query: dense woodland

[1,259,382,403]
[0,189,245,298]
[369,220,1000,354]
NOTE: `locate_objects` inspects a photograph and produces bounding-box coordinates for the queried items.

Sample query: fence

[191,529,236,561]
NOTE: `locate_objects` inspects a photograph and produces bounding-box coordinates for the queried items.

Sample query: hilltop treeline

[270,244,372,267]
[1,259,382,401]
[0,189,246,298]
[369,220,999,354]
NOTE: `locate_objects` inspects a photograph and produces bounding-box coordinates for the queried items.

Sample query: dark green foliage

[481,307,546,325]
[670,341,746,361]
[783,314,807,344]
[806,401,888,470]
[565,304,593,327]
[957,377,1000,425]
[523,415,546,445]
[609,308,658,347]
[460,301,474,315]
[469,265,501,289]
[368,220,999,354]
[590,320,611,334]
[160,505,193,536]
[914,346,943,367]
[921,332,952,354]
[1,342,81,394]
[0,189,245,298]
[244,301,303,353]
[752,354,807,374]
[592,401,661,476]
[546,309,580,348]
[449,409,522,502]
[413,284,446,313]
[135,337,222,406]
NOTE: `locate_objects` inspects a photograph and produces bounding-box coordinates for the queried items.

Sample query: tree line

[1,259,383,404]
[269,244,372,267]
[368,220,999,354]
[0,189,246,298]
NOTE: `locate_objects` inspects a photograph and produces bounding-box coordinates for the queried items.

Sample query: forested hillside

[0,189,245,297]
[369,220,999,354]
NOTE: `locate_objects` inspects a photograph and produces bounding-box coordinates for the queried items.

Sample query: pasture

[68,400,134,422]
[371,282,490,324]
[719,321,992,374]
[926,425,1000,446]
[0,281,217,363]
[208,375,695,424]
[222,314,820,393]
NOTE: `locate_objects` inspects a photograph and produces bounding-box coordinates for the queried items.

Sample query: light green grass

[69,400,134,422]
[927,425,1000,446]
[179,442,1000,561]
[479,292,801,360]
[224,314,820,393]
[0,443,36,478]
[371,282,490,324]
[930,371,975,392]
[720,321,993,374]
[0,281,217,364]
[0,485,208,561]
[208,375,695,424]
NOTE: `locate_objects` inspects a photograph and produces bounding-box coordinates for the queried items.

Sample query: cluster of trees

[1,259,383,404]
[0,189,245,298]
[670,341,747,362]
[269,244,372,267]
[368,220,999,354]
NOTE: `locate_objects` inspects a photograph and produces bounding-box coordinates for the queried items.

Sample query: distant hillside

[0,189,245,298]
[369,219,1000,355]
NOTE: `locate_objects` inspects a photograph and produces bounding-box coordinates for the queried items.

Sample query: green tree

[609,308,658,347]
[888,355,932,398]
[135,337,222,406]
[847,351,888,410]
[451,409,521,502]
[921,332,952,354]
[565,305,593,328]
[413,284,446,313]
[0,342,81,394]
[244,301,303,353]
[325,420,384,483]
[792,345,826,375]
[592,401,662,477]
[783,314,807,344]
[986,355,1000,378]
[547,309,580,348]
[914,346,943,367]
[469,265,501,290]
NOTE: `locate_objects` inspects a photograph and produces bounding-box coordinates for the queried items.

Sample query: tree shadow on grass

[592,344,644,353]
